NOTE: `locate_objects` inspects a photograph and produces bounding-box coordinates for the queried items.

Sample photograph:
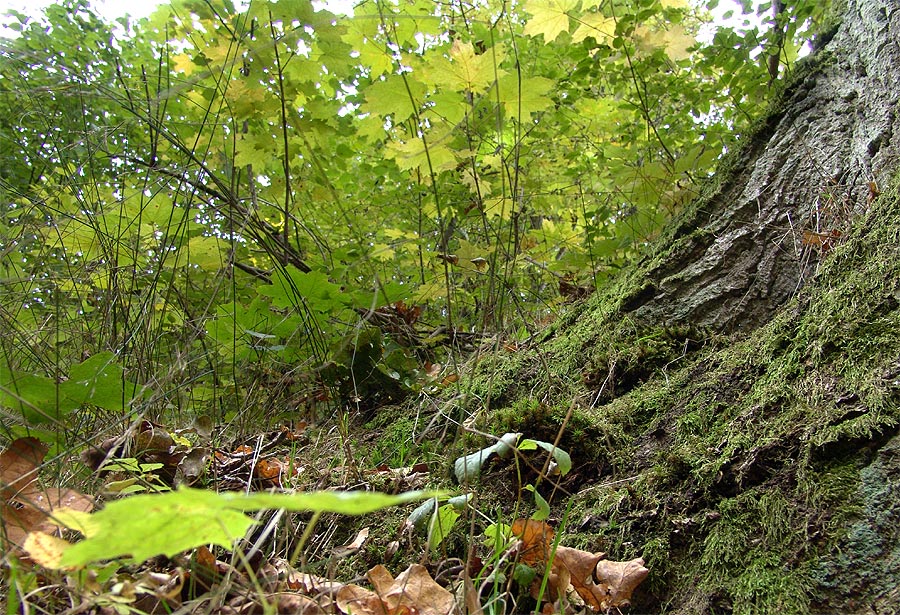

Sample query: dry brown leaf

[336,583,385,615]
[593,557,649,608]
[511,519,555,566]
[271,593,327,614]
[2,502,50,547]
[333,527,369,558]
[1,438,93,550]
[284,570,345,597]
[337,565,454,615]
[460,575,484,615]
[543,546,648,611]
[0,437,48,501]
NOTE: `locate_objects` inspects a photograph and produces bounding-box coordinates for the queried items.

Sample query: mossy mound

[459,143,900,615]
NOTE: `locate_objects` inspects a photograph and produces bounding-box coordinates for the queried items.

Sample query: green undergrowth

[454,146,900,613]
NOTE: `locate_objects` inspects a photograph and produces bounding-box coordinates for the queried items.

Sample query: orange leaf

[548,546,649,611]
[254,458,285,483]
[511,519,555,566]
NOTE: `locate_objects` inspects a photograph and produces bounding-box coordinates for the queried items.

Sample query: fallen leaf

[0,437,47,501]
[1,438,93,550]
[333,527,369,558]
[544,547,648,611]
[593,557,649,608]
[512,519,555,566]
[337,564,455,615]
[23,529,70,568]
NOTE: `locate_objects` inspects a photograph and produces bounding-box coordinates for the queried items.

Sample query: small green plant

[99,458,171,495]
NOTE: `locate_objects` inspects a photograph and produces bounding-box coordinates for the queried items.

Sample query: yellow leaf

[172,53,196,75]
[419,40,504,93]
[23,532,72,570]
[385,137,458,174]
[572,12,616,44]
[523,0,579,42]
[634,24,696,61]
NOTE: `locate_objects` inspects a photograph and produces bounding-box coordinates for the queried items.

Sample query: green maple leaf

[419,40,504,93]
[362,74,425,122]
[572,12,616,44]
[497,74,554,118]
[385,137,458,173]
[522,0,579,42]
[187,236,225,271]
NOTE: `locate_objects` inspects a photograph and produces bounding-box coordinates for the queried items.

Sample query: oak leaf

[546,547,649,611]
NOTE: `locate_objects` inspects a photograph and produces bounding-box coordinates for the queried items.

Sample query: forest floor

[4,173,898,615]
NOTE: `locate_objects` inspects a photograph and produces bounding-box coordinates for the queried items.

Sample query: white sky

[1,0,761,34]
[0,0,357,26]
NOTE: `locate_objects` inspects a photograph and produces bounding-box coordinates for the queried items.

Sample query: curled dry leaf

[593,557,650,608]
[542,547,648,611]
[337,564,455,615]
[332,527,369,558]
[513,518,649,611]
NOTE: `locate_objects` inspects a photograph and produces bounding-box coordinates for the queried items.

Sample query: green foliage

[0,0,826,427]
[53,486,440,567]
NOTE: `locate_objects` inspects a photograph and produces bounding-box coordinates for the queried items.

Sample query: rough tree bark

[626,0,900,332]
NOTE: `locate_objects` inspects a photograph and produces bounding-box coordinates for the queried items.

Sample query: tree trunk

[626,0,900,332]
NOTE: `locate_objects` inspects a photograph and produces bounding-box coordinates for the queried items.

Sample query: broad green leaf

[526,485,551,520]
[428,503,460,551]
[572,12,616,44]
[62,352,128,412]
[518,438,573,476]
[188,236,226,271]
[522,0,578,42]
[258,267,351,312]
[0,367,72,423]
[57,487,440,567]
[496,74,554,118]
[362,74,425,122]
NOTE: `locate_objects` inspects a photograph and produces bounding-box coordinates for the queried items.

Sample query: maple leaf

[571,12,616,44]
[496,74,554,119]
[420,40,503,94]
[522,0,578,42]
[385,137,458,174]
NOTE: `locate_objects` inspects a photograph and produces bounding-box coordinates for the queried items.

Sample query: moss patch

[451,139,900,612]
